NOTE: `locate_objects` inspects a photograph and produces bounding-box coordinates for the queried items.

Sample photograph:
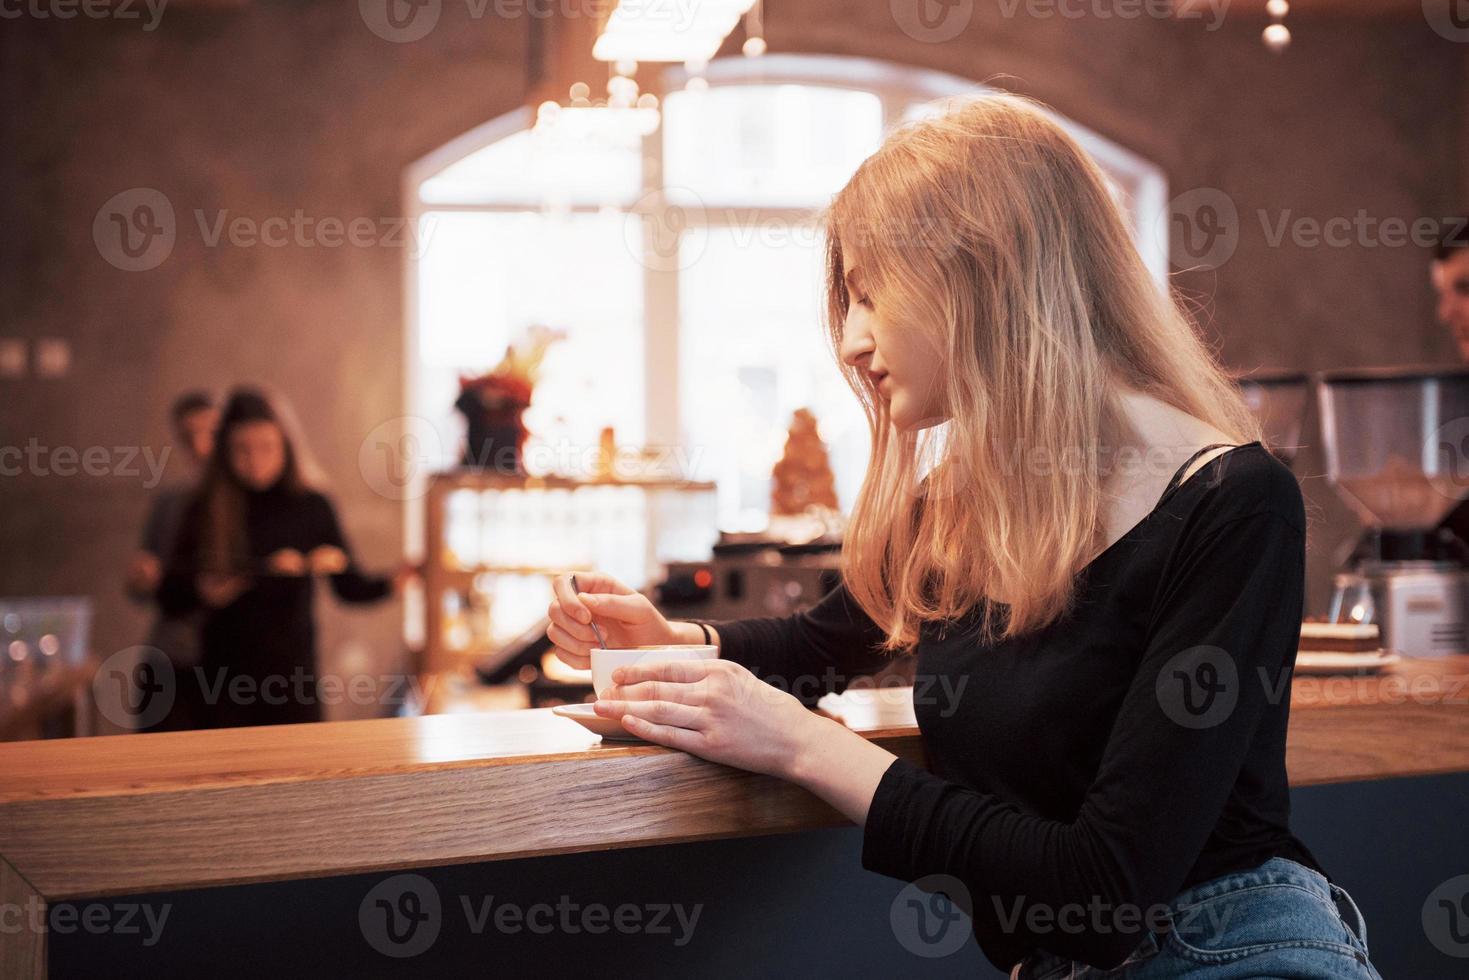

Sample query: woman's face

[227,420,286,491]
[837,250,948,430]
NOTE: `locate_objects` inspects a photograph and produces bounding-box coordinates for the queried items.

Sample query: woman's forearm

[670,619,895,824]
[787,714,898,826]
[673,620,720,651]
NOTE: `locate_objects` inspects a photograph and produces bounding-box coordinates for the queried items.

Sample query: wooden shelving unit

[420,470,717,680]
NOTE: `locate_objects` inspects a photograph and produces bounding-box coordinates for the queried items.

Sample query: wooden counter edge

[0,727,927,902]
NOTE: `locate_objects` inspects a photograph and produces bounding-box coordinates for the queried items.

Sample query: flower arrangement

[455,325,564,472]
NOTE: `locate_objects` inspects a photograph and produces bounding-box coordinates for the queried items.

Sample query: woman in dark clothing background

[159,388,404,728]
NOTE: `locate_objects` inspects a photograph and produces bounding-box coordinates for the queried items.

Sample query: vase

[455,389,527,474]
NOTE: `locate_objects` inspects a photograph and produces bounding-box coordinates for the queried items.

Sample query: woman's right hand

[547,572,680,670]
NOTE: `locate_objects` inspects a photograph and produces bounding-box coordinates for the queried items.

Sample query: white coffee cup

[591,644,717,699]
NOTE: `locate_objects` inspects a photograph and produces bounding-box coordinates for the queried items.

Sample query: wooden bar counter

[4,655,1469,977]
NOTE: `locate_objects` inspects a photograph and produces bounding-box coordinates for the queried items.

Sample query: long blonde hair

[825,94,1259,652]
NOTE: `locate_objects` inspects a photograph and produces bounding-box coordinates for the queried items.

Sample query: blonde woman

[547,95,1381,978]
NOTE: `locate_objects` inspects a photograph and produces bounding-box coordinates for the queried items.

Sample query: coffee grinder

[1318,366,1469,657]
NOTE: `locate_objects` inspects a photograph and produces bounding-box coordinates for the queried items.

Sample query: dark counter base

[49,772,1469,980]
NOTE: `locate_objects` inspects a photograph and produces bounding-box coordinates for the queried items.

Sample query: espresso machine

[1319,367,1469,657]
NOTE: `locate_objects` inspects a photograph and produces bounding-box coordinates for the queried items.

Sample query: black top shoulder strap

[1161,443,1237,498]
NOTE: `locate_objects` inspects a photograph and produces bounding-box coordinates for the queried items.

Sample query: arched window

[405,55,1168,534]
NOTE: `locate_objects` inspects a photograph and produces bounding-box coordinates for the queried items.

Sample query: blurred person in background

[158,387,410,728]
[1431,216,1469,551]
[1433,214,1469,360]
[125,390,217,731]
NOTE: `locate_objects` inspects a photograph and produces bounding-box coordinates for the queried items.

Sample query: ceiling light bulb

[1262,23,1290,52]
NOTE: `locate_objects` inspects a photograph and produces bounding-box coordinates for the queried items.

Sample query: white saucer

[551,702,646,741]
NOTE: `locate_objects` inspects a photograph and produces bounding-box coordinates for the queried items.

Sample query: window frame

[400,54,1170,553]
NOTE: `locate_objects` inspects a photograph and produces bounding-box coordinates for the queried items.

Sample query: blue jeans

[1011,857,1383,979]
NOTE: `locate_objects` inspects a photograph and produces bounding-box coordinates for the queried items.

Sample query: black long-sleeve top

[711,443,1324,971]
[158,484,391,726]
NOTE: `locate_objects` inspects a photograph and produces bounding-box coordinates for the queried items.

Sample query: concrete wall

[1,3,1466,725]
[0,2,530,724]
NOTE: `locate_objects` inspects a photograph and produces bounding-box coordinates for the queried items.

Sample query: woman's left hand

[594,658,822,779]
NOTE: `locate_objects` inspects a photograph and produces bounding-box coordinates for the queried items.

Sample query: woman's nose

[840,314,874,369]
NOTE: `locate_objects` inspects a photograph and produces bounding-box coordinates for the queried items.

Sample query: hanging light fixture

[533,77,661,143]
[594,0,759,63]
[1262,0,1291,53]
[742,0,767,57]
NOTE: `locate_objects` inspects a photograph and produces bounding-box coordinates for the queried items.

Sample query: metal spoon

[570,574,607,649]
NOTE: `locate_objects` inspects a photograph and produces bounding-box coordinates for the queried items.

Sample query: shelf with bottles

[421,471,720,679]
